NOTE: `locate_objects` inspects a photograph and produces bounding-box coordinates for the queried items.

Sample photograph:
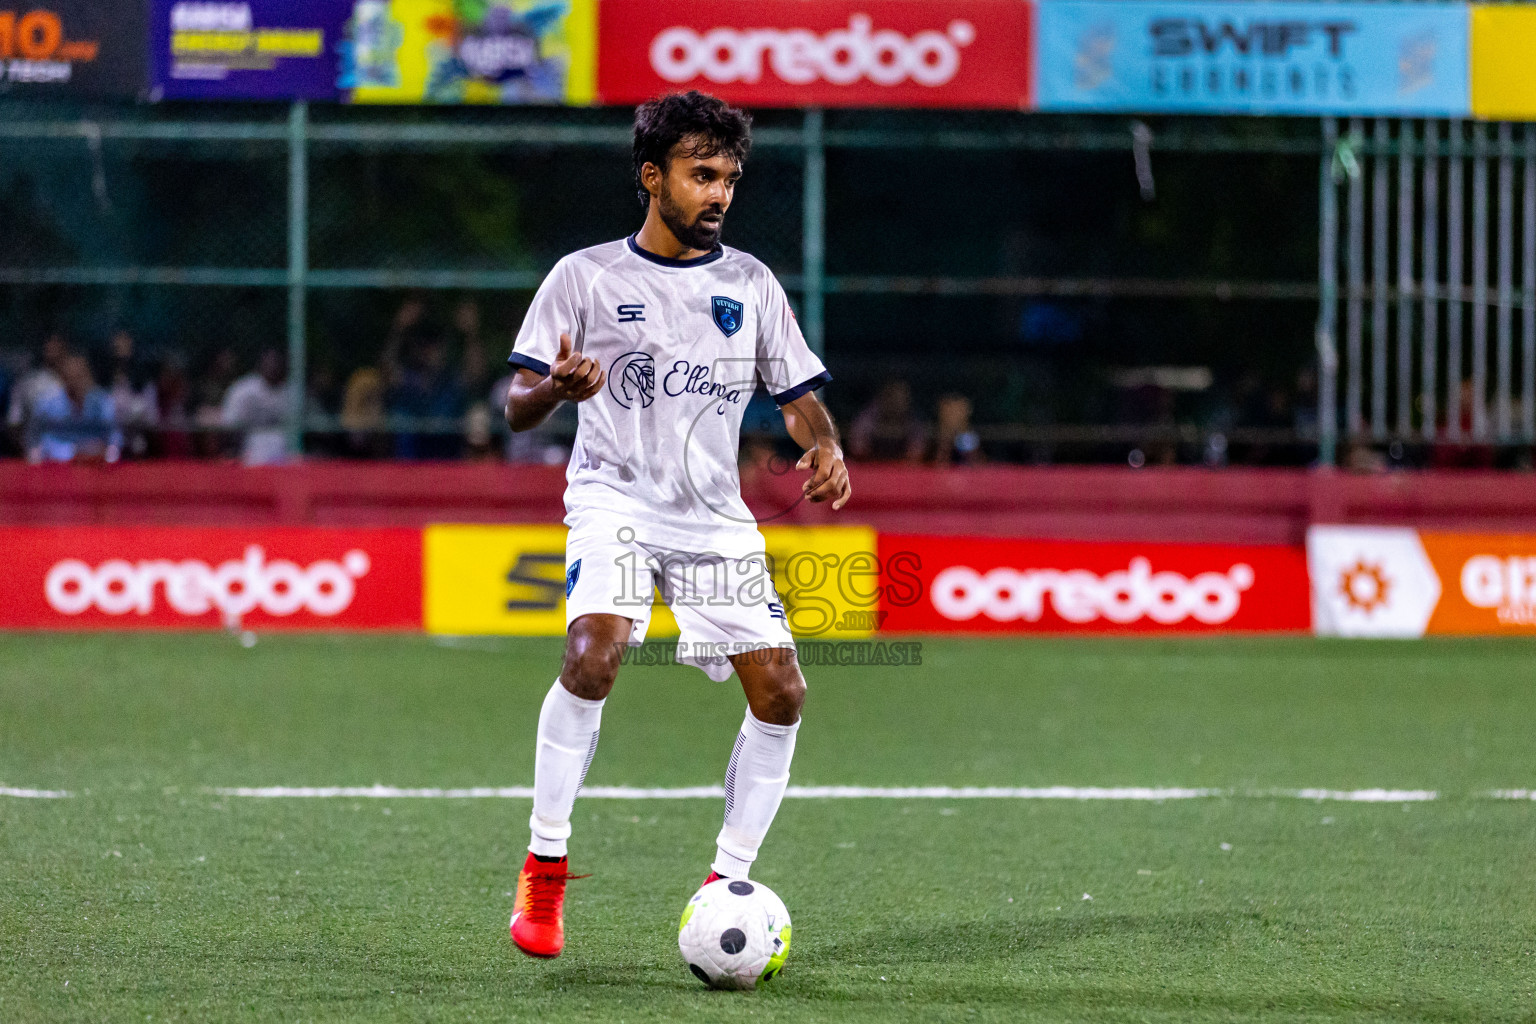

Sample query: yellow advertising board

[424,524,878,639]
[1472,5,1536,121]
[346,0,595,105]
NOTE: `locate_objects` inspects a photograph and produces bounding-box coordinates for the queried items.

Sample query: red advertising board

[0,528,421,630]
[597,0,1033,109]
[877,535,1311,633]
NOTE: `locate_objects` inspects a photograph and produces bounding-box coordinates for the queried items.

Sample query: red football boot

[510,852,584,958]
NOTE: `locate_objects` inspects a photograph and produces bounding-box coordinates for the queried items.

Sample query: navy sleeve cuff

[507,352,551,376]
[771,370,833,407]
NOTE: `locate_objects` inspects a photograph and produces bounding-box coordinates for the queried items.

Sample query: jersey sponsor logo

[663,359,746,414]
[617,303,646,322]
[607,350,657,409]
[711,295,744,337]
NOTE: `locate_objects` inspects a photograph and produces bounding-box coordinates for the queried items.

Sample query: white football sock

[713,709,800,879]
[528,679,604,859]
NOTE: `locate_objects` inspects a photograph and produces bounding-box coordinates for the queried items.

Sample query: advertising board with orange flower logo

[1309,526,1536,637]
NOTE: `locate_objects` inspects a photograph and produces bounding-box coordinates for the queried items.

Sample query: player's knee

[561,631,621,699]
[755,668,806,726]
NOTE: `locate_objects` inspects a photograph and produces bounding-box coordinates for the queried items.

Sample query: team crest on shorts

[566,559,581,597]
[711,296,744,338]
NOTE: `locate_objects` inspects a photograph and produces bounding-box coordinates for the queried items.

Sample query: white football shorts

[562,511,796,682]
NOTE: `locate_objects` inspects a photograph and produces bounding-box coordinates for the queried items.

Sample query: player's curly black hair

[632,91,753,208]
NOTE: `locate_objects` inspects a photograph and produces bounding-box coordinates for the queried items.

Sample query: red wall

[2,462,1532,543]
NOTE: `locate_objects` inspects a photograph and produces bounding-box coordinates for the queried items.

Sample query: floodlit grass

[3,634,1535,1022]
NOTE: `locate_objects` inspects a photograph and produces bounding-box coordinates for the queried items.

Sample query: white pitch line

[207,784,1439,802]
[0,787,72,799]
[1486,790,1536,800]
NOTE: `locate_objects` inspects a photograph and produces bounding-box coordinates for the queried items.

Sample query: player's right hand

[549,332,605,403]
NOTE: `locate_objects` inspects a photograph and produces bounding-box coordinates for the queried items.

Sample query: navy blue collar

[626,233,723,268]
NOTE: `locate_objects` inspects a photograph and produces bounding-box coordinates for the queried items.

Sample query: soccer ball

[677,878,791,990]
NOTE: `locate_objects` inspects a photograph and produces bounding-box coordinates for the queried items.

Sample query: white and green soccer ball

[677,878,791,990]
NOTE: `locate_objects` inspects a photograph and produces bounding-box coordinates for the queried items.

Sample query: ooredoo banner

[596,0,1033,110]
[877,534,1311,633]
[1036,0,1470,116]
[0,1,148,97]
[1308,525,1536,637]
[0,527,422,630]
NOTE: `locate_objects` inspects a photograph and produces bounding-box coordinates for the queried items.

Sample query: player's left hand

[796,443,851,510]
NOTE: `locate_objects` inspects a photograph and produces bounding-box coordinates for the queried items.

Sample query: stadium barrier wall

[4,463,1535,542]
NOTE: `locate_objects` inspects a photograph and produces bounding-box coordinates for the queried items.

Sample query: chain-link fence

[4,100,1526,468]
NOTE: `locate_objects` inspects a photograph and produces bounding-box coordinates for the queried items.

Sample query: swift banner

[0,1,147,97]
[876,535,1311,634]
[1035,0,1470,116]
[1308,526,1536,637]
[596,0,1033,110]
[0,527,422,630]
[346,0,595,105]
[151,0,350,100]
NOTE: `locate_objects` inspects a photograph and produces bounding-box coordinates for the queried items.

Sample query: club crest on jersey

[712,296,744,338]
[607,351,655,409]
[566,559,581,597]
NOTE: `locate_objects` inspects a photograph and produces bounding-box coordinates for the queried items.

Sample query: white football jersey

[509,235,830,540]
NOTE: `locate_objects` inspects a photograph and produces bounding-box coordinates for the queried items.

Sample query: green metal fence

[4,101,1528,467]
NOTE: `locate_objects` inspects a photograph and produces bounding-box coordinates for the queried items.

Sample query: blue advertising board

[150,0,352,101]
[1036,0,1470,116]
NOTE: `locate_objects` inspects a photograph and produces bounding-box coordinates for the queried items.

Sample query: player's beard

[658,181,723,252]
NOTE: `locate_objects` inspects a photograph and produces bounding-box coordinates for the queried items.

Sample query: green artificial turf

[2,634,1535,1022]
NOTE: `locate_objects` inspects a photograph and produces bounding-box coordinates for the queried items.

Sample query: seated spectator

[27,353,121,463]
[928,392,983,466]
[7,332,68,449]
[221,348,290,465]
[387,328,466,460]
[339,366,388,459]
[99,328,159,458]
[153,352,194,458]
[848,378,927,462]
[192,346,240,457]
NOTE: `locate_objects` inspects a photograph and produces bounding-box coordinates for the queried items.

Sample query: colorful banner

[0,528,422,630]
[424,523,877,638]
[347,0,595,105]
[1471,5,1536,122]
[596,0,1032,110]
[876,535,1311,634]
[0,1,147,97]
[1036,0,1470,116]
[1309,526,1536,637]
[151,0,349,101]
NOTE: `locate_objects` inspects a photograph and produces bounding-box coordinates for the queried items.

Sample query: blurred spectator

[339,366,388,459]
[848,379,927,462]
[99,328,159,458]
[6,332,69,449]
[453,298,490,399]
[221,348,290,465]
[27,353,120,463]
[464,402,498,461]
[192,346,240,456]
[154,352,194,458]
[928,393,983,466]
[385,311,467,460]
